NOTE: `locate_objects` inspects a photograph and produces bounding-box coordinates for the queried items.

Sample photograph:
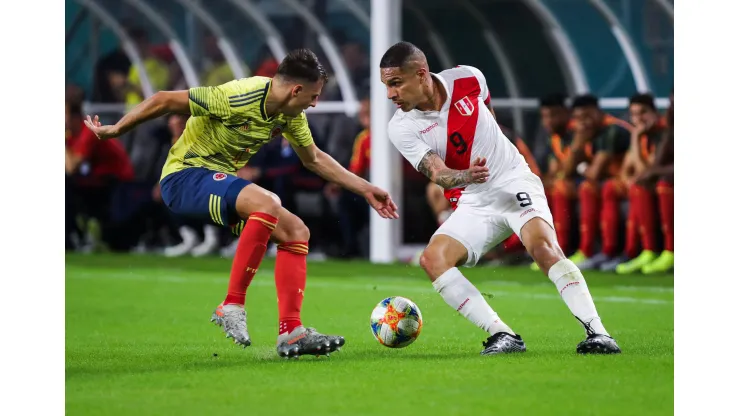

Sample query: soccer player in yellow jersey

[85,49,399,358]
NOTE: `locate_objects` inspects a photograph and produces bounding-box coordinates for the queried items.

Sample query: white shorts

[433,171,554,267]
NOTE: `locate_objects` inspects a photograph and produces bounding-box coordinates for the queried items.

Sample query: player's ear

[291,84,303,97]
[416,68,427,84]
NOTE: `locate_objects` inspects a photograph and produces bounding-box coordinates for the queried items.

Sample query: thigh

[493,173,555,241]
[160,168,252,229]
[433,203,497,267]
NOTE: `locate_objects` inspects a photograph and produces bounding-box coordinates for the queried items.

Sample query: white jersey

[388,65,528,195]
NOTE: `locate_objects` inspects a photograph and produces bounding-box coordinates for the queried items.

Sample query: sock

[578,181,600,257]
[275,241,308,335]
[551,179,574,253]
[657,180,674,252]
[600,179,624,257]
[547,259,609,336]
[624,185,641,257]
[223,213,278,306]
[432,267,514,336]
[634,184,658,252]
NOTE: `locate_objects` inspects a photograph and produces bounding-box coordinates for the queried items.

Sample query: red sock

[624,185,641,257]
[657,180,674,252]
[578,181,600,257]
[634,184,658,252]
[600,179,624,257]
[551,180,573,253]
[502,234,523,253]
[223,213,278,306]
[275,241,308,335]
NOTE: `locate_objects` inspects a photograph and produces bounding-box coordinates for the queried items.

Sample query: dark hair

[379,41,424,68]
[66,101,83,116]
[276,49,329,84]
[571,94,599,110]
[629,93,656,111]
[539,93,567,109]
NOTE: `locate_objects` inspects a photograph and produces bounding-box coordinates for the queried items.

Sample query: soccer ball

[370,296,423,348]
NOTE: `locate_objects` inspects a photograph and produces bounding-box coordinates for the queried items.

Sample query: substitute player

[617,92,674,274]
[563,96,632,270]
[85,49,399,358]
[598,93,667,272]
[380,41,620,355]
[538,94,576,257]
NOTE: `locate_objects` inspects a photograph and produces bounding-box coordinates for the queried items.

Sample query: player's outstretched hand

[467,157,489,184]
[84,115,119,140]
[363,185,400,219]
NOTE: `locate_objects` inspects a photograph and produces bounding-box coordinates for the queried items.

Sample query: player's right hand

[362,185,399,219]
[84,115,119,140]
[467,157,489,184]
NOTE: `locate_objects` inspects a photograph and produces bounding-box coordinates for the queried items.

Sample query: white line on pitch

[67,270,672,306]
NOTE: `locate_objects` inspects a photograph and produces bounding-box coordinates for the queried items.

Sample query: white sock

[548,259,609,336]
[432,267,514,336]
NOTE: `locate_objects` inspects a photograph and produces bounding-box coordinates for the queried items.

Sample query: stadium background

[63,1,675,414]
[65,0,674,264]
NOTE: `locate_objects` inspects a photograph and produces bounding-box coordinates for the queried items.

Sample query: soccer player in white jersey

[380,41,621,355]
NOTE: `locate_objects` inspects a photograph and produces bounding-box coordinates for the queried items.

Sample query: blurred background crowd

[65,0,673,274]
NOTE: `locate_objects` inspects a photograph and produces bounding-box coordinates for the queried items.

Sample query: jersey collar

[259,80,273,121]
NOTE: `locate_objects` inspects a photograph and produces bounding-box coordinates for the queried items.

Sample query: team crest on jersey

[270,124,285,138]
[454,96,475,116]
[213,173,227,181]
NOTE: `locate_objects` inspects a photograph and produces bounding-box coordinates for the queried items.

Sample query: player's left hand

[84,115,119,140]
[363,185,399,219]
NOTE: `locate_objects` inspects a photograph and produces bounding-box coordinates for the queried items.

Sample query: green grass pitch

[66,254,673,415]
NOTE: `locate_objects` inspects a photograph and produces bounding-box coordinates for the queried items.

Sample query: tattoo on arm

[417,150,473,189]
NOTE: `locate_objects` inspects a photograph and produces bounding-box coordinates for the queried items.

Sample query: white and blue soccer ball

[370,296,423,348]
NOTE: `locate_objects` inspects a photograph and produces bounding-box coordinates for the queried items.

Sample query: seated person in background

[537,94,575,258]
[65,100,135,250]
[596,93,668,271]
[616,91,674,274]
[564,95,633,270]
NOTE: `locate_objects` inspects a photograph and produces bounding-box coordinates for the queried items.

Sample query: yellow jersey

[160,76,314,181]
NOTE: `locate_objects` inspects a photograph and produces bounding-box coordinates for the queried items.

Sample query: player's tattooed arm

[417,150,489,189]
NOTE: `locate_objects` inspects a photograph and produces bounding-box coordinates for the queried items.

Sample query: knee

[419,244,455,279]
[257,191,282,216]
[526,234,564,265]
[601,179,620,200]
[280,214,311,243]
[578,180,597,198]
[553,179,574,198]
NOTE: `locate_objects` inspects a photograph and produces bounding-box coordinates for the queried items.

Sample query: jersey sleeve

[283,112,315,147]
[388,120,432,170]
[188,83,233,121]
[594,125,631,155]
[460,65,491,106]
